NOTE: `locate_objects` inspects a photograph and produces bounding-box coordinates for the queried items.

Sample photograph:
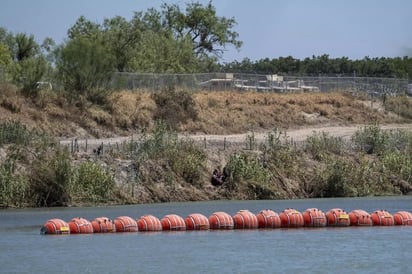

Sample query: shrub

[169,138,207,187]
[0,159,28,207]
[381,151,412,182]
[313,155,395,198]
[352,124,388,154]
[0,120,32,147]
[313,157,361,198]
[305,131,345,160]
[28,147,73,207]
[224,152,269,190]
[72,160,115,204]
[132,121,177,161]
[10,57,47,97]
[125,122,207,187]
[384,129,412,153]
[152,87,198,130]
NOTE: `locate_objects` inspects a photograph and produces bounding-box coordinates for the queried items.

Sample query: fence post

[224,137,226,150]
[85,139,88,152]
[74,138,79,152]
[204,137,207,149]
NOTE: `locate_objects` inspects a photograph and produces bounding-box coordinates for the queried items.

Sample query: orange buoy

[233,210,258,229]
[161,214,186,231]
[208,211,234,230]
[325,208,350,227]
[91,217,116,233]
[371,210,394,226]
[256,209,281,228]
[114,216,138,232]
[348,210,373,226]
[185,213,210,230]
[302,208,327,227]
[68,217,94,234]
[393,211,412,226]
[137,215,162,231]
[279,208,304,228]
[40,218,70,235]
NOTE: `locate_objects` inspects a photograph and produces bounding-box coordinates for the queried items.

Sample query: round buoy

[40,218,70,235]
[348,210,373,226]
[233,210,258,229]
[185,213,210,230]
[161,214,186,231]
[302,208,327,227]
[325,208,350,227]
[371,210,394,226]
[393,211,412,226]
[91,217,116,233]
[114,216,138,232]
[279,208,304,228]
[208,211,234,230]
[68,217,94,234]
[137,215,163,231]
[256,209,281,228]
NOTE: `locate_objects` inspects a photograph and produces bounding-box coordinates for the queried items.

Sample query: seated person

[211,169,224,186]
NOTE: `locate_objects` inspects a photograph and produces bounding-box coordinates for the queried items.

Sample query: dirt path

[194,124,412,143]
[60,124,412,151]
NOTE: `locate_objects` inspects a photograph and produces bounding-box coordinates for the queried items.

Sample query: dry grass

[190,91,392,134]
[0,87,409,138]
[108,90,156,130]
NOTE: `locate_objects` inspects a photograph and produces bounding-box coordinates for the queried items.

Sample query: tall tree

[142,1,242,58]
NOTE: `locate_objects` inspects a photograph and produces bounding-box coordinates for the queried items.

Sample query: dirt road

[60,124,412,152]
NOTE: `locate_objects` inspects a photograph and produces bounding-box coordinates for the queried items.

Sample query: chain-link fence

[110,72,409,96]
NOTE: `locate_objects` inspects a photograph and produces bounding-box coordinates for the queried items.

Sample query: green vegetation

[2,1,412,102]
[0,121,118,207]
[0,120,32,146]
[220,125,412,200]
[1,2,412,208]
[1,118,412,208]
[129,121,207,188]
[222,55,412,78]
[72,160,115,204]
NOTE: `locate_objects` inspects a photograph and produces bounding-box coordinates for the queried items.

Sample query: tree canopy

[220,54,412,78]
[0,1,412,97]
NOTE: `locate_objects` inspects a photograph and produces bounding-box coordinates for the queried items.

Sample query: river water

[1,196,411,274]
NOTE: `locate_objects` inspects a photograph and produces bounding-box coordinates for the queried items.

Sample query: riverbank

[1,87,412,207]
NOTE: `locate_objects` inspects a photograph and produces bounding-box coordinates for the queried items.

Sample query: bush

[169,138,207,187]
[352,124,388,154]
[305,131,345,160]
[132,121,177,161]
[0,160,28,207]
[28,147,73,207]
[224,152,269,190]
[124,122,207,187]
[313,155,395,198]
[152,87,198,130]
[0,120,32,147]
[384,129,412,153]
[72,160,115,204]
[381,151,412,182]
[10,57,47,97]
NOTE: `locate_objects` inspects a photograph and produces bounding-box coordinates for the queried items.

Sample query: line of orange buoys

[40,208,412,235]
